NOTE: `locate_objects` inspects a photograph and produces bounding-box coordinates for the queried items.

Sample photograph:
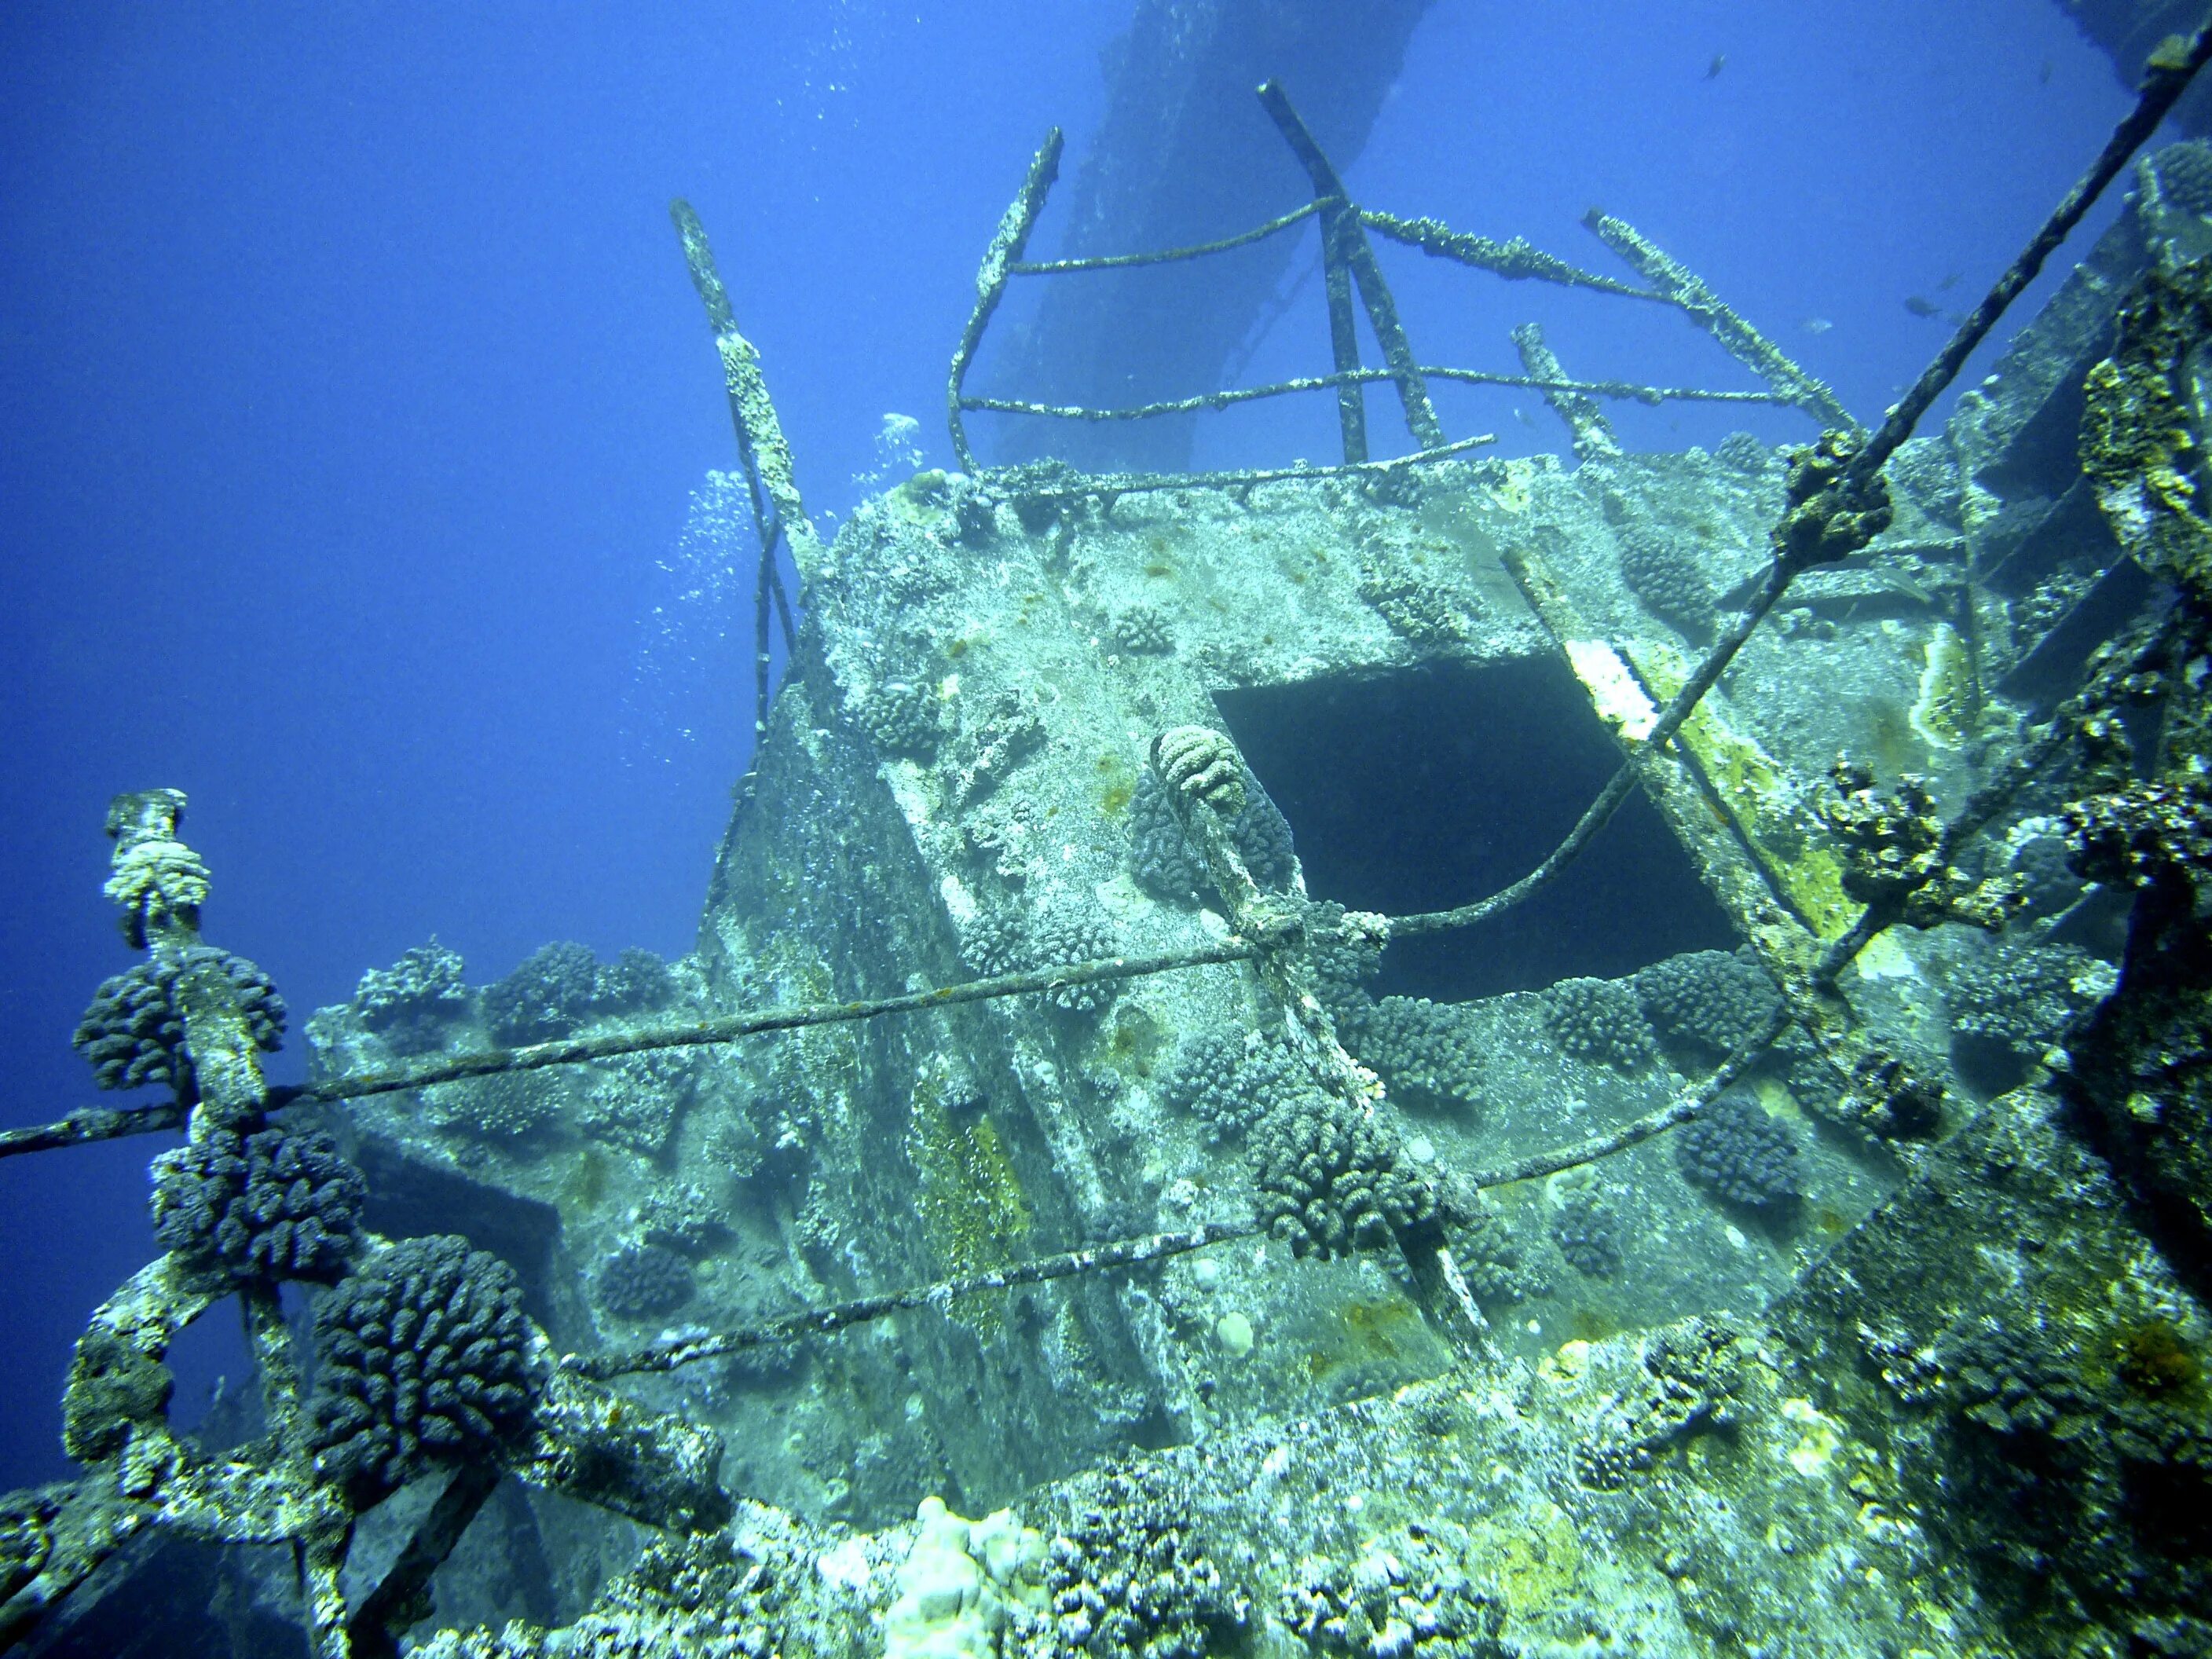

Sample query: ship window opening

[1216,657,1738,1003]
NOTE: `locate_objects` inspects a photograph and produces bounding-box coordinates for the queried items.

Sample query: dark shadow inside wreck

[1218,657,1738,1001]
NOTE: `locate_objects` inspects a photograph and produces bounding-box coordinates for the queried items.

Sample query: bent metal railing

[5,31,2210,1655]
[943,80,1856,478]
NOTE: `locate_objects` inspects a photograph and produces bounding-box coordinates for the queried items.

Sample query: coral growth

[1617,525,1718,637]
[1714,430,1775,474]
[423,1068,564,1144]
[2064,778,2212,890]
[963,903,1121,1012]
[1542,976,1654,1070]
[1153,727,1246,815]
[1551,1192,1626,1279]
[855,681,943,759]
[2152,140,2212,215]
[1251,1094,1436,1258]
[1361,564,1470,647]
[75,947,286,1093]
[1013,1462,1243,1659]
[1634,949,1780,1066]
[638,1181,727,1256]
[101,836,210,947]
[1941,940,2109,1057]
[1159,1029,1303,1145]
[599,1243,695,1320]
[483,942,600,1045]
[310,1235,540,1505]
[1573,1318,1747,1490]
[150,1122,364,1283]
[595,946,676,1013]
[354,942,471,1055]
[1277,1530,1504,1659]
[1673,1095,1800,1210]
[1127,769,1297,903]
[1108,604,1175,655]
[1343,997,1482,1115]
[1035,908,1120,1013]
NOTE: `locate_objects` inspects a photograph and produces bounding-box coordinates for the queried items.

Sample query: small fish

[2039,57,2055,86]
[1903,295,1941,318]
[1801,317,1833,335]
[1938,271,1961,291]
[1513,406,1534,428]
[1704,53,1726,80]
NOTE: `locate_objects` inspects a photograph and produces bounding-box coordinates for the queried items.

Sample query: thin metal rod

[1511,321,1619,463]
[1582,210,1858,431]
[960,366,1788,423]
[1009,200,1322,273]
[1319,200,1371,463]
[0,1100,188,1157]
[1463,996,1794,1189]
[1361,208,1664,300]
[751,517,775,747]
[348,1463,501,1659]
[287,939,1261,1108]
[946,128,1064,473]
[991,434,1503,503]
[1257,81,1446,452]
[566,1222,1254,1379]
[1393,558,1796,939]
[670,200,824,573]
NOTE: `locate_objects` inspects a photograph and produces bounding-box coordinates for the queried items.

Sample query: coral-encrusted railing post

[1257,79,1446,458]
[945,128,1064,474]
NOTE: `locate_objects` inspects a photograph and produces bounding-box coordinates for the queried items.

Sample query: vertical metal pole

[947,130,1064,474]
[1511,321,1619,463]
[1320,210,1370,464]
[1257,81,1446,453]
[671,200,821,794]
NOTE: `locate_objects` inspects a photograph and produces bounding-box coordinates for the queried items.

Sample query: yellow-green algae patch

[1907,621,1978,750]
[907,1094,1031,1287]
[1634,645,1859,939]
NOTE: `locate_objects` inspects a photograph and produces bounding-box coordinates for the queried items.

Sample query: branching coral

[1633,949,1780,1066]
[1617,525,1717,637]
[1673,1095,1800,1210]
[1152,727,1246,815]
[1343,997,1482,1115]
[599,1243,696,1320]
[150,1122,365,1284]
[355,942,472,1055]
[1542,976,1654,1070]
[484,941,600,1045]
[309,1235,542,1506]
[1128,769,1297,903]
[74,947,286,1093]
[1250,1093,1436,1258]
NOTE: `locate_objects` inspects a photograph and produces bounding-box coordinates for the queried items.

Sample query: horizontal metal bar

[1008,200,1324,273]
[1361,208,1662,299]
[963,364,1792,424]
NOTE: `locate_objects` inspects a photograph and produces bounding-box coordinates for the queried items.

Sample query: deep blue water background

[0,2,2129,1486]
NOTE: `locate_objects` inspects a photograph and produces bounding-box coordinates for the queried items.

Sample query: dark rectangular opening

[1218,657,1738,1001]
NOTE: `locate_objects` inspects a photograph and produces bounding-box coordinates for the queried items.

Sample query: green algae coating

[1638,648,1860,940]
[908,1097,1031,1284]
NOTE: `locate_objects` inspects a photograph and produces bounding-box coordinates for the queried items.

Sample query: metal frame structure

[944,82,1854,478]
